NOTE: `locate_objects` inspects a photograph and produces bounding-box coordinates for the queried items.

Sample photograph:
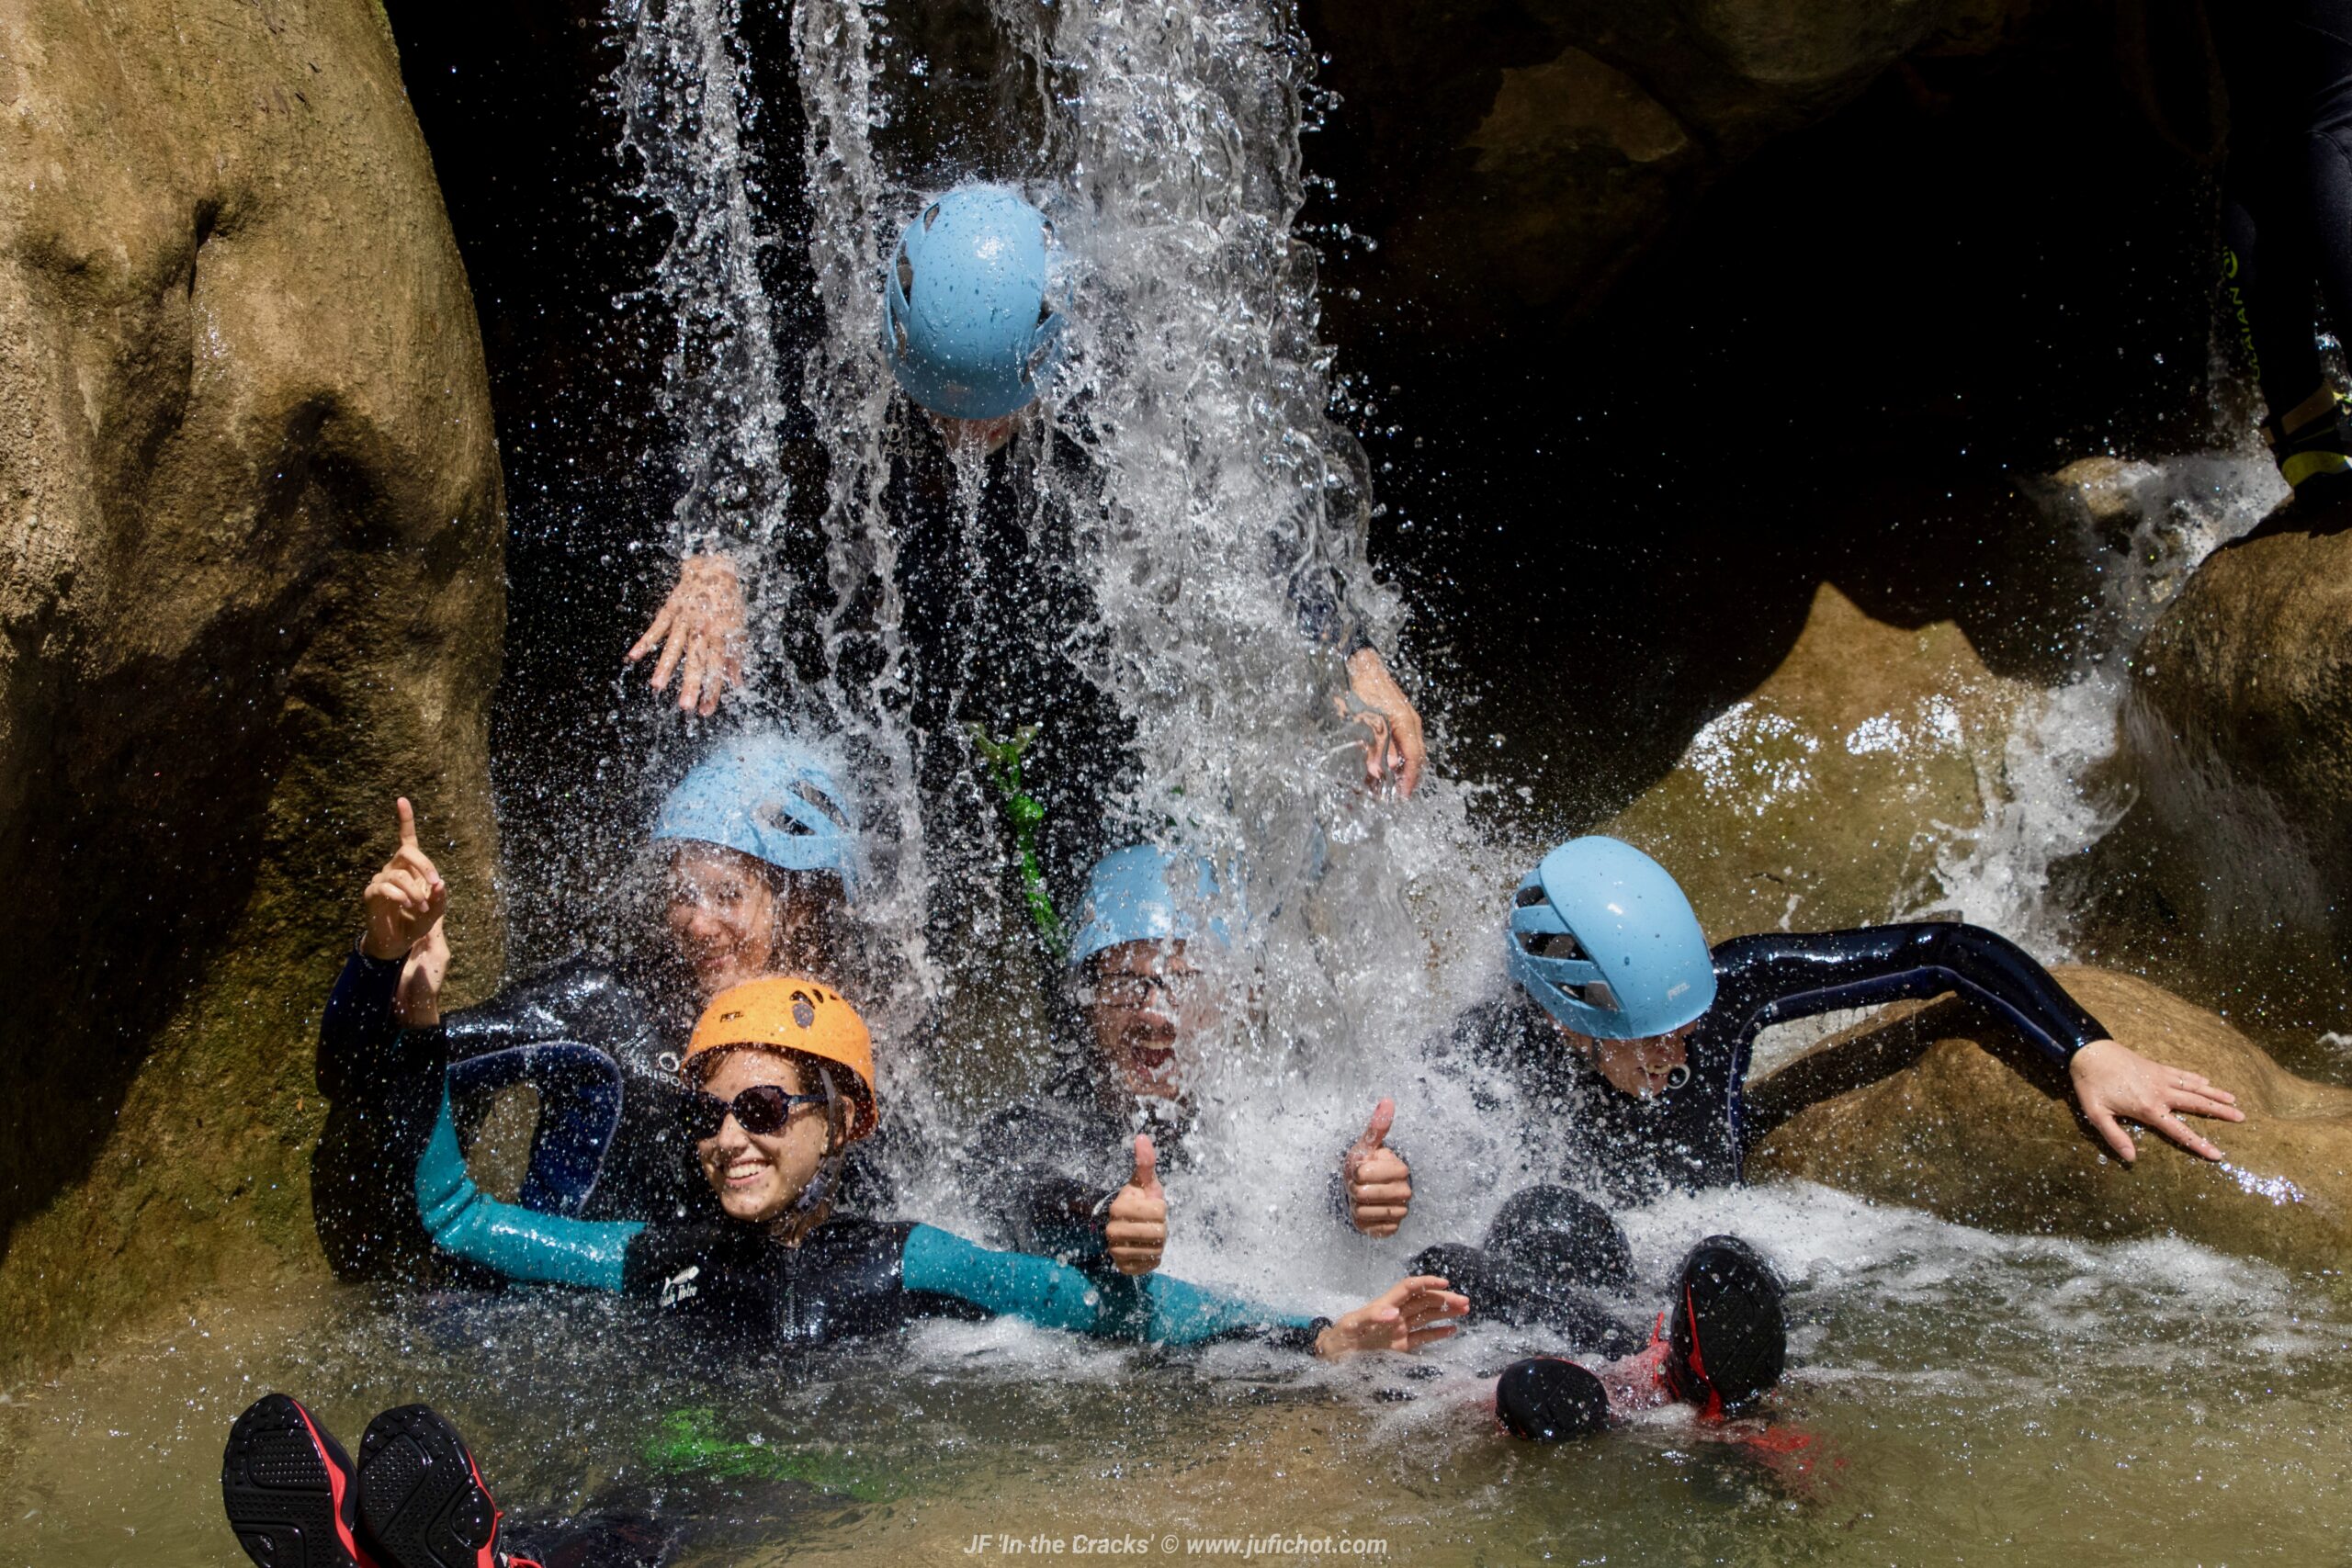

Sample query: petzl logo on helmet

[792,999,816,1030]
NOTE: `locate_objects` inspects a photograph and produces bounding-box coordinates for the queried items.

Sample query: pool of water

[10,1182,2345,1566]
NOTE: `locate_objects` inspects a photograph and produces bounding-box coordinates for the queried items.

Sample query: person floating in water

[314,730,878,1283]
[405,976,1469,1357]
[1406,834,2244,1439]
[622,182,1427,805]
[972,843,1414,1274]
[2206,3,2352,502]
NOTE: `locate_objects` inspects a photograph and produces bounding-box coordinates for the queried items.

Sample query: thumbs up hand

[1342,1098,1413,1237]
[1105,1134,1168,1277]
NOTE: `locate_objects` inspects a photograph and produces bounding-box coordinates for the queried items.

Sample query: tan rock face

[1605,581,2027,938]
[1747,967,2352,1271]
[0,0,503,1371]
[2108,516,2352,1046]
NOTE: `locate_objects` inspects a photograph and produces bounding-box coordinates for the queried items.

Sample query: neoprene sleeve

[899,1224,1317,1346]
[414,1089,645,1291]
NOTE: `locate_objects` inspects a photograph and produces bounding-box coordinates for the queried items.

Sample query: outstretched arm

[1721,924,2242,1161]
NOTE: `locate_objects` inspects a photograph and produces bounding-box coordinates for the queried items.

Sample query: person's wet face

[1551,1016,1701,1099]
[666,844,838,998]
[1079,938,1218,1101]
[692,1047,834,1224]
[932,409,1026,455]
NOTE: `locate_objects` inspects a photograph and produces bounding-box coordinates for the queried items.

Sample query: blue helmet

[652,731,859,898]
[1505,836,1715,1039]
[883,184,1062,420]
[1068,844,1228,968]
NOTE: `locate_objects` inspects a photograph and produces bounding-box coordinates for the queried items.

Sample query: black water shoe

[222,1393,373,1568]
[356,1404,537,1568]
[1483,1185,1634,1293]
[1663,1235,1786,1417]
[1495,1357,1611,1441]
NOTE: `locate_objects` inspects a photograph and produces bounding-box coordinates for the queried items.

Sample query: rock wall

[2100,513,2352,1056]
[1748,967,2352,1272]
[1604,581,2030,938]
[1302,0,2047,340]
[0,0,503,1371]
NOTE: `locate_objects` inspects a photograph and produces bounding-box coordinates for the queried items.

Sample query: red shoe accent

[1677,1280,1726,1421]
[459,1446,503,1568]
[288,1401,382,1568]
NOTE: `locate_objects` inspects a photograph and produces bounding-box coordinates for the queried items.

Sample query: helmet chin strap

[767,1066,850,1246]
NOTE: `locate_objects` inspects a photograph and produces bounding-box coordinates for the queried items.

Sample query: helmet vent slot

[922,202,942,231]
[1514,885,1548,908]
[789,781,852,829]
[896,250,915,297]
[1525,931,1588,961]
[1565,979,1619,1010]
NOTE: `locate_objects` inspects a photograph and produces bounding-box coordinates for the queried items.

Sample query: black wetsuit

[311,948,894,1282]
[409,1069,1326,1352]
[2214,3,2352,422]
[1429,921,2106,1344]
[965,1043,1199,1262]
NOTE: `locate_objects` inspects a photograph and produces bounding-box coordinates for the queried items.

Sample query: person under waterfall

[619,185,1428,927]
[1396,834,2245,1441]
[312,729,896,1283]
[969,842,1416,1275]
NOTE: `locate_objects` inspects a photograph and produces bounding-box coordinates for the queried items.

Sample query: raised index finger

[395,796,418,849]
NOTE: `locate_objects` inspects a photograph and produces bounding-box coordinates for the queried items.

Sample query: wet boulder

[0,0,503,1369]
[1603,581,2028,939]
[2105,513,2352,1050]
[1747,967,2352,1271]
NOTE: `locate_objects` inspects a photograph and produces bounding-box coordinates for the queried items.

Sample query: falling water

[612,0,794,560]
[1908,453,2285,955]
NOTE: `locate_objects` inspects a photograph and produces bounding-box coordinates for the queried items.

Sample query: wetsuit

[964,1042,1199,1262]
[2212,3,2352,467]
[1428,921,2106,1343]
[311,947,895,1282]
[410,1085,1326,1352]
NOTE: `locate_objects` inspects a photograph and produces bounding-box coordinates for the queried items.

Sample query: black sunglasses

[681,1082,828,1142]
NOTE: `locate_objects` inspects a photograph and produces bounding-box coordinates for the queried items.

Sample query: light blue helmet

[652,731,859,898]
[1068,844,1227,968]
[1505,836,1715,1039]
[883,184,1062,420]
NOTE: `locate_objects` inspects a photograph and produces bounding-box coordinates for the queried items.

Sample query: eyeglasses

[1077,971,1210,1010]
[681,1083,828,1142]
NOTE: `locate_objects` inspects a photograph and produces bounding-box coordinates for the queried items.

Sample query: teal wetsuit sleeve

[899,1224,1317,1346]
[414,1088,644,1292]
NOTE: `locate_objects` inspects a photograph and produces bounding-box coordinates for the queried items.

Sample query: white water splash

[1909,454,2284,956]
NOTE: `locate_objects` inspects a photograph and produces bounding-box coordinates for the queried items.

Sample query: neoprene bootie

[2265,390,2352,504]
[356,1404,541,1568]
[1495,1356,1611,1441]
[222,1393,375,1568]
[1659,1235,1786,1417]
[1483,1185,1634,1293]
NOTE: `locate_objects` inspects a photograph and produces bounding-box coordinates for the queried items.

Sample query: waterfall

[612,0,792,560]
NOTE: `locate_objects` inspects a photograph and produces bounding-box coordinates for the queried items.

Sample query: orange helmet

[683,977,878,1141]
